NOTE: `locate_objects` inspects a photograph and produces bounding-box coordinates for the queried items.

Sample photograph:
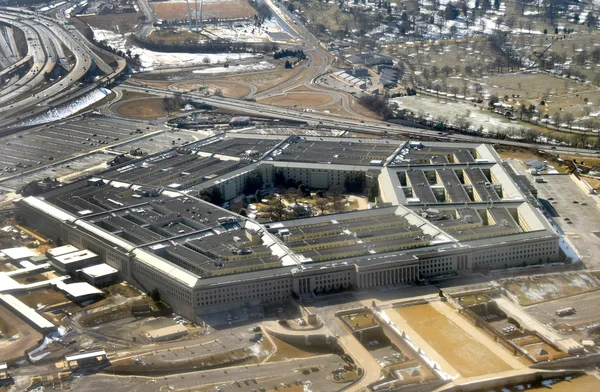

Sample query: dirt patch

[79,13,141,34]
[170,80,252,98]
[13,271,55,285]
[0,314,16,339]
[151,0,256,20]
[120,90,155,100]
[105,282,143,298]
[18,290,70,310]
[115,98,169,119]
[501,273,600,306]
[147,29,203,43]
[230,68,303,93]
[79,304,130,327]
[108,347,256,374]
[582,176,600,191]
[0,303,43,364]
[396,304,511,377]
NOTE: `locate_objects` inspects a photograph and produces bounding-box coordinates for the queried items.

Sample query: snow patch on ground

[192,61,275,75]
[14,88,110,128]
[91,28,257,70]
[391,95,527,135]
[206,18,289,43]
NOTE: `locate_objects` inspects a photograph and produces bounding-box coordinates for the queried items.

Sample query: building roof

[80,263,118,278]
[22,196,75,222]
[65,349,107,362]
[147,324,188,339]
[0,273,21,292]
[47,245,79,258]
[0,294,55,330]
[1,247,37,260]
[134,249,199,288]
[54,250,98,265]
[54,281,103,298]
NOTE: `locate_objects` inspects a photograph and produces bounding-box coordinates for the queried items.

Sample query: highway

[0,7,127,128]
[123,82,600,157]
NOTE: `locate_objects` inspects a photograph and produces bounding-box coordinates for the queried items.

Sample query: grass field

[115,98,169,118]
[147,30,202,43]
[259,91,334,109]
[18,290,70,309]
[267,335,332,362]
[341,312,378,331]
[501,273,600,306]
[151,0,256,20]
[396,304,511,377]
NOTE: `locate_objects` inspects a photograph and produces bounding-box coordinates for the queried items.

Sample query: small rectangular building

[148,324,188,342]
[46,245,79,259]
[53,281,103,302]
[79,264,119,287]
[0,362,7,380]
[1,247,37,261]
[65,350,108,369]
[50,250,100,274]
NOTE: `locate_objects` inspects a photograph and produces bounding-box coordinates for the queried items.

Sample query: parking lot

[0,116,160,175]
[0,117,207,190]
[526,290,600,339]
[534,175,600,269]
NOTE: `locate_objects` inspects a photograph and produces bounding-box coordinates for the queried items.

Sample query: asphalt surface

[535,175,600,269]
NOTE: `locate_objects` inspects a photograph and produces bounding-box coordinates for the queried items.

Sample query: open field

[259,92,335,109]
[79,12,141,34]
[501,273,600,306]
[151,0,256,20]
[18,290,70,310]
[396,304,511,377]
[114,98,169,118]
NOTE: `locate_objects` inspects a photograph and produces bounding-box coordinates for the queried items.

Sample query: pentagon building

[18,135,558,319]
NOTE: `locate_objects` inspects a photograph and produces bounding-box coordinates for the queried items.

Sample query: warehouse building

[147,324,189,342]
[17,139,559,320]
[49,250,100,274]
[79,264,119,286]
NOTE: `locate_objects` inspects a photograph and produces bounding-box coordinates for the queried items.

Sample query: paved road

[122,82,600,158]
